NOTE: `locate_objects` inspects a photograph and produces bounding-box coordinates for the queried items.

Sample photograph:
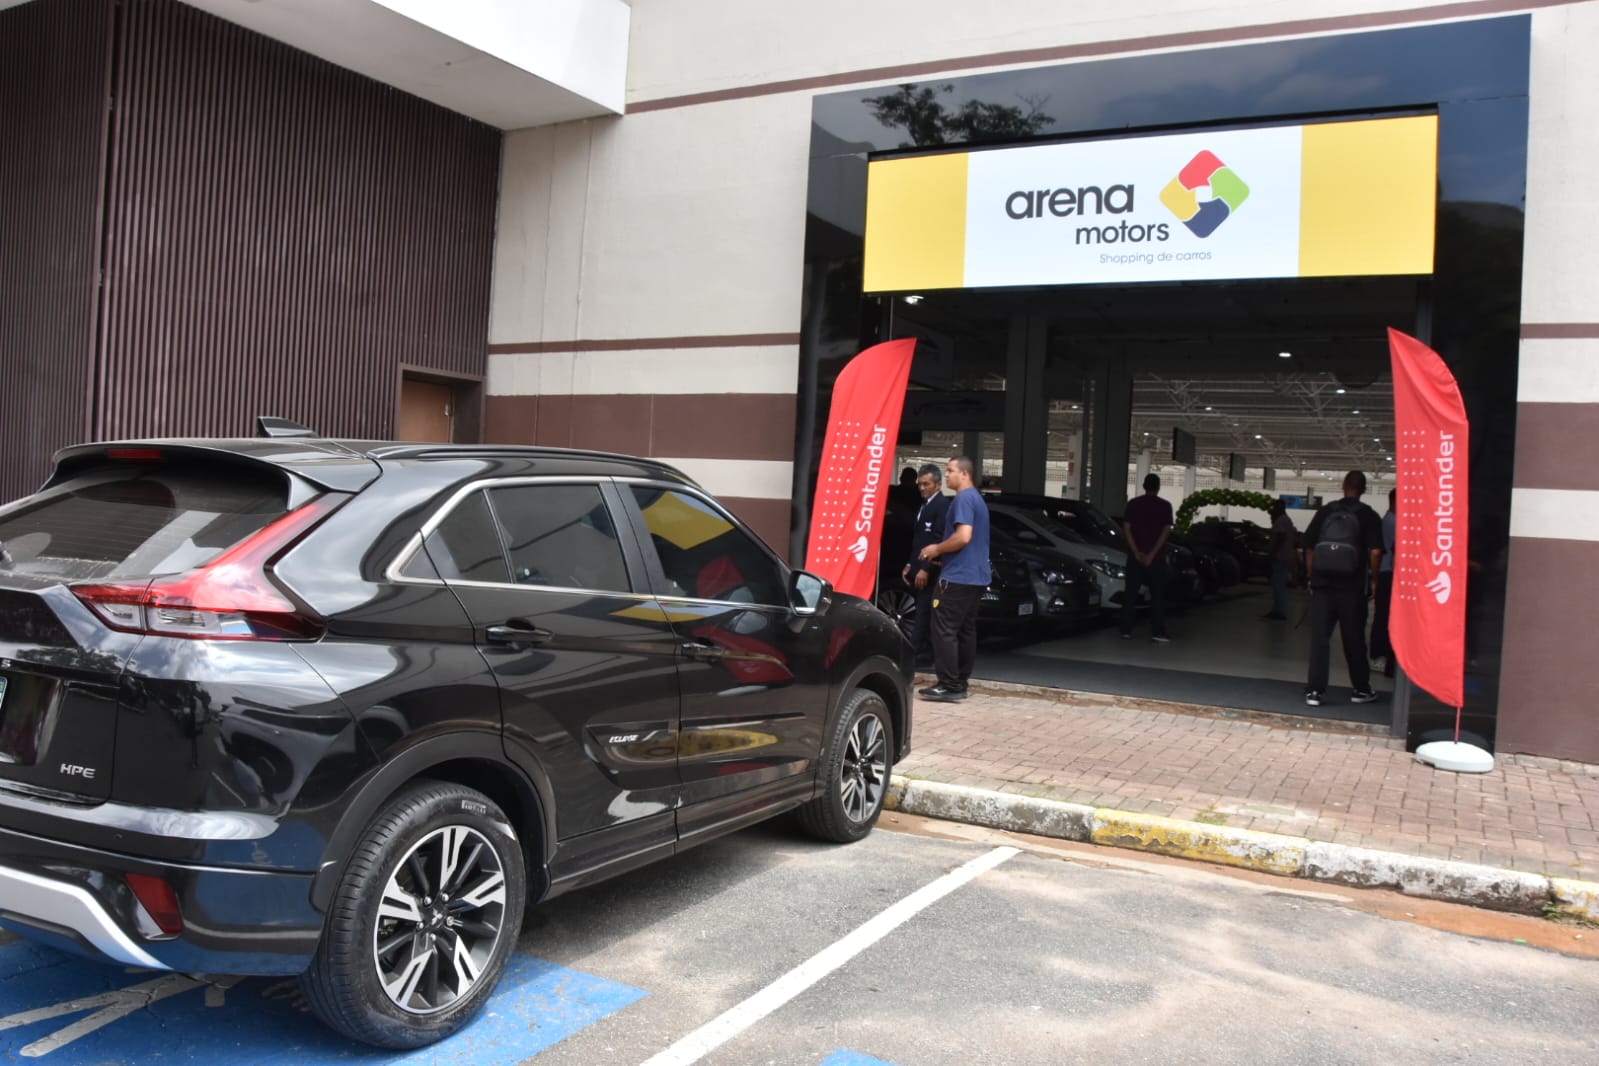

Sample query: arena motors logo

[1159,150,1251,238]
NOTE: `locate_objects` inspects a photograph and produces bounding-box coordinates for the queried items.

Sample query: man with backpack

[1302,470,1385,707]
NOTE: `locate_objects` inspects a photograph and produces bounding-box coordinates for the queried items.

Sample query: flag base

[1415,740,1495,774]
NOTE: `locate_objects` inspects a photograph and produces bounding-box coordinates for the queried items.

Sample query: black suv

[0,436,912,1048]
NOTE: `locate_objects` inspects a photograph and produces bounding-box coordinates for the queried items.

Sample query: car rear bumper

[0,825,323,976]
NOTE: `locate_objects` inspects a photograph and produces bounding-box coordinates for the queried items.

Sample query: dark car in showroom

[0,432,912,1049]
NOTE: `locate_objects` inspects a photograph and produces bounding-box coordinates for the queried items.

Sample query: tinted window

[630,487,786,607]
[425,491,510,583]
[488,484,630,593]
[0,464,287,582]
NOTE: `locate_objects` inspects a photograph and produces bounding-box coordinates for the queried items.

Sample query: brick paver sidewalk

[898,684,1599,879]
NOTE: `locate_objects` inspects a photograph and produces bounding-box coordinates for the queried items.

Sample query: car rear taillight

[72,495,344,641]
[125,873,184,935]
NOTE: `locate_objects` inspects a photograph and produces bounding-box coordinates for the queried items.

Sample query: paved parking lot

[4,818,1598,1065]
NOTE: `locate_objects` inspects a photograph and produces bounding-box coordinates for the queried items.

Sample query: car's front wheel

[799,688,894,843]
[300,780,527,1049]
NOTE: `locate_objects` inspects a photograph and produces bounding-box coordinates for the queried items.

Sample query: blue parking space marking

[820,1051,900,1066]
[0,940,644,1064]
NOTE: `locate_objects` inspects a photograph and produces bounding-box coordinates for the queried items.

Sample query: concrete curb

[886,776,1599,922]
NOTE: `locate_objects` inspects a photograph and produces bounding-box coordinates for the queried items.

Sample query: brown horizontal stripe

[717,496,795,562]
[1497,536,1599,761]
[489,333,800,355]
[1520,323,1599,339]
[629,0,1571,113]
[1514,403,1599,491]
[651,394,797,462]
[485,393,800,464]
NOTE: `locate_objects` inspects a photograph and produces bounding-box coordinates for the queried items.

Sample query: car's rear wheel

[300,780,527,1049]
[799,688,894,843]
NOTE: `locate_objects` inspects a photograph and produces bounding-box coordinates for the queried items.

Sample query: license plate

[1017,602,1034,616]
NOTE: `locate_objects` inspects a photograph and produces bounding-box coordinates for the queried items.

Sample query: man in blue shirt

[916,455,991,702]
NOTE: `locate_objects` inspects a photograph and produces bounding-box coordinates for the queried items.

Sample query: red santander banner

[1387,328,1468,708]
[804,339,918,599]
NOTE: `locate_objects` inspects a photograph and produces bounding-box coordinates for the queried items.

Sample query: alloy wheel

[372,825,508,1015]
[840,712,888,823]
[875,588,916,643]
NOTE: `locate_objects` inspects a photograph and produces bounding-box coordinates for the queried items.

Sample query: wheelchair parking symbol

[0,939,644,1064]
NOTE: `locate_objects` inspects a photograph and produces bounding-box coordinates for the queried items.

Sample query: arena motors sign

[863,114,1438,290]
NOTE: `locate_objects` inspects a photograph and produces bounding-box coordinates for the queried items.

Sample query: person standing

[916,456,991,702]
[1120,473,1173,642]
[1369,488,1397,676]
[901,463,950,665]
[1264,499,1296,621]
[1303,470,1385,707]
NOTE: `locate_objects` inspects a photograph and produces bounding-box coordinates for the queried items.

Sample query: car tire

[299,780,527,1049]
[798,689,894,843]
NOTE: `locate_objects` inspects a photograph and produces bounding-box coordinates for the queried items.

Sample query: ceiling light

[1254,434,1262,440]
[1352,409,1360,415]
[1335,388,1346,395]
[1278,351,1292,359]
[1204,406,1212,411]
[1373,438,1381,443]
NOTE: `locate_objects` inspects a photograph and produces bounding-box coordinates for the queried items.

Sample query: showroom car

[0,431,913,1049]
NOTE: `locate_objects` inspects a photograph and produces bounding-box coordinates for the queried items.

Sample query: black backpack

[1312,502,1364,576]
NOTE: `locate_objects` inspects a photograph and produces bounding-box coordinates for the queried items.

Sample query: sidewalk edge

[886,776,1599,921]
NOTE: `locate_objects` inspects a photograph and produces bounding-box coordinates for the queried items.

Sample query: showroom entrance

[883,275,1419,726]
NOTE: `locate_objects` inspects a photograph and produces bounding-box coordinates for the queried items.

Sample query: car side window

[629,486,787,607]
[489,484,631,593]
[425,490,511,583]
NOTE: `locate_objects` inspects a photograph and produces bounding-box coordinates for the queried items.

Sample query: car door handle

[486,622,553,646]
[681,641,728,662]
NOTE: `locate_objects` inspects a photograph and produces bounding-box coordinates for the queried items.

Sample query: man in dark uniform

[901,464,949,664]
[1302,469,1385,707]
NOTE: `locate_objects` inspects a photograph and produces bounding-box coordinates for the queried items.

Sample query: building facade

[2,0,1594,761]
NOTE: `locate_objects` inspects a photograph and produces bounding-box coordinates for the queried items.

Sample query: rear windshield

[0,464,289,583]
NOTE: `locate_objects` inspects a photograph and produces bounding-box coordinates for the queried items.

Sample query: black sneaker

[921,685,968,702]
[1350,689,1379,704]
[1305,690,1324,707]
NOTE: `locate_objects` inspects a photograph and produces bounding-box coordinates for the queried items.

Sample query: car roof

[49,438,696,494]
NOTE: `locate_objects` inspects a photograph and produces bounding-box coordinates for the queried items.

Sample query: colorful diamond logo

[1160,150,1250,238]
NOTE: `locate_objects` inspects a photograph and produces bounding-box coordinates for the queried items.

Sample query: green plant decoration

[1173,488,1278,534]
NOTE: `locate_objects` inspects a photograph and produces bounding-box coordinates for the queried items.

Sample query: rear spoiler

[46,439,381,495]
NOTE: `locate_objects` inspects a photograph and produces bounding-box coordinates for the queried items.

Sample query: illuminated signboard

[864,115,1438,291]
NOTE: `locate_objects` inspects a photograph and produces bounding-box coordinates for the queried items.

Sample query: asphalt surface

[3,817,1597,1065]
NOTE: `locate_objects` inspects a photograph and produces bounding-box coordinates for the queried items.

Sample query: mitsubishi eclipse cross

[0,432,912,1048]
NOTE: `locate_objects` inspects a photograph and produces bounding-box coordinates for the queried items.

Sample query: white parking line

[638,845,1021,1066]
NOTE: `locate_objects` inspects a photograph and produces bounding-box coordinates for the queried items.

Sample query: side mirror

[789,570,832,617]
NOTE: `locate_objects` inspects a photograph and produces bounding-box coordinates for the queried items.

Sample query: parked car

[989,523,1102,627]
[0,432,912,1049]
[1184,518,1273,580]
[985,499,1134,611]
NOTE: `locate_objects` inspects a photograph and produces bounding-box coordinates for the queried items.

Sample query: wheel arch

[836,655,911,763]
[309,732,552,913]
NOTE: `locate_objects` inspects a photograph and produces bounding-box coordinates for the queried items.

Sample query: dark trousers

[1308,581,1372,693]
[931,581,984,690]
[1119,557,1168,637]
[1370,571,1394,660]
[909,580,936,657]
[1270,559,1291,617]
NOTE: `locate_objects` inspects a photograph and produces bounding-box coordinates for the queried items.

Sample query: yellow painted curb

[1091,809,1308,877]
[1550,877,1599,924]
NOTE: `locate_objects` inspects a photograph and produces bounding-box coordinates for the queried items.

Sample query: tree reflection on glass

[864,83,1053,148]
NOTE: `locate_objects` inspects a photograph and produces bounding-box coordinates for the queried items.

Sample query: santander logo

[847,536,870,564]
[1426,571,1452,604]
